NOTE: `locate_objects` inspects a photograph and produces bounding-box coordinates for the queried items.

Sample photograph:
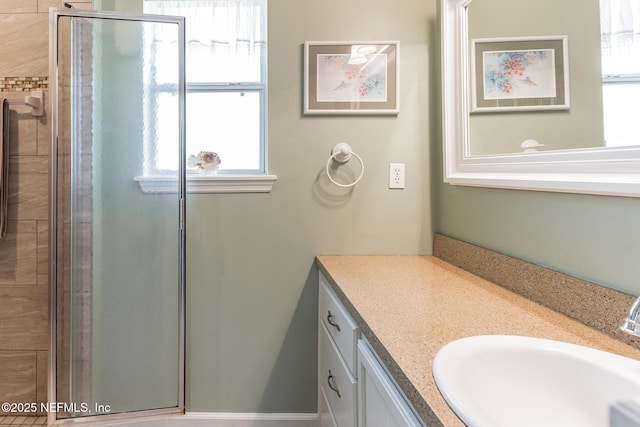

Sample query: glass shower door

[50,9,185,422]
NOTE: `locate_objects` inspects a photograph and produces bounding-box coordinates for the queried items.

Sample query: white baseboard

[103,413,319,427]
[183,412,318,426]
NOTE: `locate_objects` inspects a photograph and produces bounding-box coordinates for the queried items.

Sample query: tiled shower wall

[0,0,91,415]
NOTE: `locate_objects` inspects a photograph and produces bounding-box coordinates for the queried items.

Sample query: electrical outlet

[389,163,405,189]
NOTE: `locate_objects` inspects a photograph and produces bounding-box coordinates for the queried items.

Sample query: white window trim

[135,174,277,194]
[140,0,271,194]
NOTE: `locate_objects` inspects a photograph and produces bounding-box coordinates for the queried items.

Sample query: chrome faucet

[621,296,640,337]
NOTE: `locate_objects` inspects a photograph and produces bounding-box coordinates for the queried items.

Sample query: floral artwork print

[482,49,556,100]
[316,54,388,102]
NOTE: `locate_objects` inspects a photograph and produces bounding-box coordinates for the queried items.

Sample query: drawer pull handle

[327,370,341,398]
[327,311,341,332]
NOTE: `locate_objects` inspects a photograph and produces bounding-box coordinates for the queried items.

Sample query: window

[600,0,640,147]
[139,0,275,193]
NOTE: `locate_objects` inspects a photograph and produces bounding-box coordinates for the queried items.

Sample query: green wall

[436,184,640,296]
[186,0,436,412]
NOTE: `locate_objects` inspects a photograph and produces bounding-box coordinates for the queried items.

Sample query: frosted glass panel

[53,11,184,420]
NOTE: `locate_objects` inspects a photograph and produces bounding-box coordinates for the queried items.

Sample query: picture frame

[303,41,399,115]
[470,36,570,113]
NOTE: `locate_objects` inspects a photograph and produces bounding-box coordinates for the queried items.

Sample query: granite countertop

[316,255,640,427]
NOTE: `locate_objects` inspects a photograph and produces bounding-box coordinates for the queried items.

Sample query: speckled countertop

[316,255,640,427]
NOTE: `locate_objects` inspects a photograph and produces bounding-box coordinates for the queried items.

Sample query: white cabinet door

[357,340,424,427]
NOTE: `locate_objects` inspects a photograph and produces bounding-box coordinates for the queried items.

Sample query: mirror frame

[442,0,640,197]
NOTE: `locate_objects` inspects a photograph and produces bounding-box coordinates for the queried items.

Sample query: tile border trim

[0,77,49,92]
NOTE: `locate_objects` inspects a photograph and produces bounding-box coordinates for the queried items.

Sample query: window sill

[134,174,277,194]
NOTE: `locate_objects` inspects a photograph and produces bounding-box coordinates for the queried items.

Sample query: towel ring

[325,143,365,188]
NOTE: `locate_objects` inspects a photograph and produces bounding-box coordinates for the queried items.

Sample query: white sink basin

[433,335,640,427]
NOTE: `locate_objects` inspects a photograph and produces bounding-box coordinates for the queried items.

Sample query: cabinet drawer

[320,322,357,427]
[319,273,359,375]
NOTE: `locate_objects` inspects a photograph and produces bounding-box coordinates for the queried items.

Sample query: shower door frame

[49,8,186,425]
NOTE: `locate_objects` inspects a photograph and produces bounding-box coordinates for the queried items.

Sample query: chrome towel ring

[325,143,364,188]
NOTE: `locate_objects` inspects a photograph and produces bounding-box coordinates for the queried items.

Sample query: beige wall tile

[7,162,48,221]
[0,1,38,14]
[40,1,94,12]
[36,274,48,286]
[1,0,52,408]
[0,221,37,286]
[38,0,63,13]
[0,351,37,408]
[36,92,50,156]
[36,221,48,286]
[35,350,47,408]
[6,104,38,156]
[6,220,37,234]
[0,287,48,351]
[8,155,48,174]
[0,14,49,77]
[65,2,93,10]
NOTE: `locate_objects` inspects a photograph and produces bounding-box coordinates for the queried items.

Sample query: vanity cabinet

[357,340,423,427]
[319,272,359,427]
[319,272,425,427]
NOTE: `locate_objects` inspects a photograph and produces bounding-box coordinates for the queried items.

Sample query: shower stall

[49,9,186,424]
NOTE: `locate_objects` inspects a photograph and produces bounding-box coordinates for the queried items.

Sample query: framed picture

[470,36,570,113]
[304,41,399,115]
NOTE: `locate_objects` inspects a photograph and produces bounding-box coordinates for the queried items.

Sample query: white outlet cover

[389,163,405,189]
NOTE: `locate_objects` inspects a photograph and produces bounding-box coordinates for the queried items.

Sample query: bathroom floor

[0,416,47,426]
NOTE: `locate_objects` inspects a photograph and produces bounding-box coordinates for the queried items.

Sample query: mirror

[441,0,640,197]
[468,0,602,156]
